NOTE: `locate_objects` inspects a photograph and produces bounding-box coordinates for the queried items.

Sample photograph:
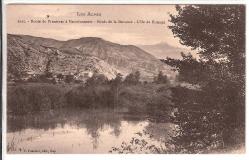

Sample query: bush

[124,71,141,85]
[65,84,113,109]
[65,75,74,83]
[154,71,169,84]
[8,84,66,114]
[85,73,108,86]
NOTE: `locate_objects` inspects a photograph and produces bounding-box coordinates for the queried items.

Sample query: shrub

[7,84,66,114]
[65,84,113,109]
[124,71,141,85]
[85,73,108,86]
[65,75,74,83]
[154,71,169,84]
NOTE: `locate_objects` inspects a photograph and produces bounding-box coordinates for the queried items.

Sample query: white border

[2,1,248,160]
[2,1,7,160]
[2,0,248,4]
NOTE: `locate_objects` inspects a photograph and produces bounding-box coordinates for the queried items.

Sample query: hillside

[7,34,175,81]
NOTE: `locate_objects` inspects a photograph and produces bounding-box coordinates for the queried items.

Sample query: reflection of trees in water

[7,110,67,132]
[8,108,131,148]
[88,126,100,150]
[111,123,121,137]
[8,107,152,150]
[74,111,123,148]
[109,121,174,154]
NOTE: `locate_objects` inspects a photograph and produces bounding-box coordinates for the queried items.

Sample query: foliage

[110,131,166,154]
[8,77,174,117]
[163,4,246,152]
[85,73,108,86]
[153,71,170,84]
[56,73,64,80]
[7,84,67,114]
[110,73,123,86]
[169,87,225,153]
[66,84,113,109]
[124,71,141,85]
[65,74,74,83]
[109,73,123,108]
[27,74,51,83]
[169,5,245,65]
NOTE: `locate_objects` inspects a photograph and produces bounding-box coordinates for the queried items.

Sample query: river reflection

[7,108,172,153]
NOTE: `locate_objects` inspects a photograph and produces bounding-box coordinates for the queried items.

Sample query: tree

[124,71,141,85]
[86,73,108,86]
[45,59,53,78]
[154,71,170,84]
[110,73,123,109]
[165,5,245,151]
[169,4,245,113]
[169,5,245,85]
[111,73,123,86]
[65,75,74,83]
[169,5,245,63]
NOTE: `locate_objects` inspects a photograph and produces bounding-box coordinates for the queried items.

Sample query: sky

[7,4,188,49]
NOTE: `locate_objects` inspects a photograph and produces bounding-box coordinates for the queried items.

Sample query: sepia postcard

[1,1,247,159]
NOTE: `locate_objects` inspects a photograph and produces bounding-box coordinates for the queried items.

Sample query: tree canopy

[169,5,245,64]
[165,5,245,150]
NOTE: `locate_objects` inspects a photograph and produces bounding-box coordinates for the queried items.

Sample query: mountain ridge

[7,34,176,82]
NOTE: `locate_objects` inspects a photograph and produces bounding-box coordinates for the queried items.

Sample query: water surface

[7,109,172,153]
